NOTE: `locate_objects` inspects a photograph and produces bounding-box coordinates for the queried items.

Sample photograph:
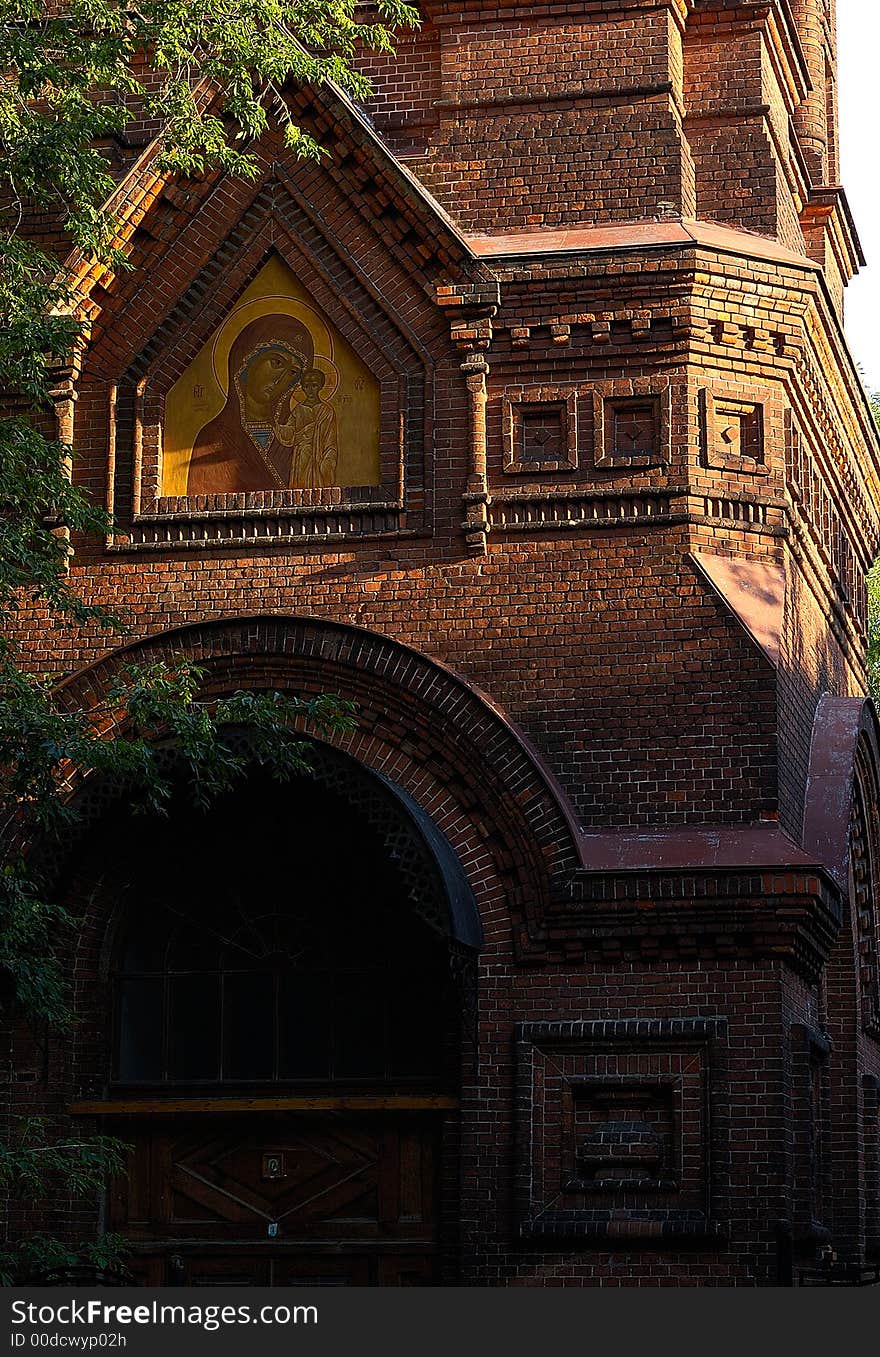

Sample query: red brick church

[10,0,880,1285]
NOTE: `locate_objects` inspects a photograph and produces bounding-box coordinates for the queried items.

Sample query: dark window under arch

[113,770,454,1088]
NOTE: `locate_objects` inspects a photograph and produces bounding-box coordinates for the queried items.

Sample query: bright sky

[838,0,880,394]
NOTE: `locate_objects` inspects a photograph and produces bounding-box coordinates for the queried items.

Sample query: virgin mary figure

[186,314,315,495]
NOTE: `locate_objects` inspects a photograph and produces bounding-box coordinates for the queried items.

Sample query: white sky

[838,0,880,394]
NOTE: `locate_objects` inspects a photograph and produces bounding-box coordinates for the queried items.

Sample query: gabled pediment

[63,76,488,339]
[102,190,440,550]
[67,81,497,553]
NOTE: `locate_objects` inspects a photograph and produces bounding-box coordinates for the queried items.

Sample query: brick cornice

[421,1,690,23]
[57,76,487,324]
[467,217,819,268]
[544,865,841,978]
[801,185,865,277]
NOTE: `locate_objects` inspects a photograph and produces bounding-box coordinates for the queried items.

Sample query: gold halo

[283,355,340,415]
[211,296,334,395]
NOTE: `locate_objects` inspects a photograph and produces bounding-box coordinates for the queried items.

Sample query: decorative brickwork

[593,386,670,471]
[701,389,767,475]
[850,743,880,1036]
[516,1019,727,1245]
[501,387,578,474]
[516,1020,727,1248]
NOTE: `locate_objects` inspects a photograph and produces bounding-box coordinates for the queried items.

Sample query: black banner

[0,1286,871,1356]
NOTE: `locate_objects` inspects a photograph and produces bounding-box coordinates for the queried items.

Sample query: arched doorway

[93,750,479,1286]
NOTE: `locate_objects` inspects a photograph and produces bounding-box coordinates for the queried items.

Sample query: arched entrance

[54,615,574,1285]
[87,747,480,1286]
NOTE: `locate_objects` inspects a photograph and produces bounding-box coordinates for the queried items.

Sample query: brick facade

[6,0,880,1285]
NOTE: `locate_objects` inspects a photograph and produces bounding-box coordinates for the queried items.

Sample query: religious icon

[276,367,339,489]
[186,315,314,494]
[262,1152,286,1181]
[163,255,381,496]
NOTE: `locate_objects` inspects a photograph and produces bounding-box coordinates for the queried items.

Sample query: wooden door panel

[111,1113,442,1273]
[163,1122,382,1233]
[376,1255,438,1286]
[400,1123,435,1224]
[184,1257,273,1287]
[271,1255,371,1287]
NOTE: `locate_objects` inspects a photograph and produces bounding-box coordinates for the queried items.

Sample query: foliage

[0,1229,130,1288]
[868,392,880,699]
[869,569,880,699]
[0,0,416,1282]
[869,389,880,434]
[0,1117,128,1200]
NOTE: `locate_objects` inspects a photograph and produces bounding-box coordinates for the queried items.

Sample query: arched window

[113,769,455,1088]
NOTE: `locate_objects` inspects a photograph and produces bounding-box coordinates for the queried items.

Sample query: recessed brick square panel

[518,404,566,466]
[593,390,669,470]
[516,1019,727,1245]
[502,387,578,474]
[701,389,767,474]
[565,1080,677,1192]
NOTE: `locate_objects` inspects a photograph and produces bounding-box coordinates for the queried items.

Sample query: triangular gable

[67,86,500,554]
[60,75,488,328]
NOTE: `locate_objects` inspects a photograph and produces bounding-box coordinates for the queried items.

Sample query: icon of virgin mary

[186,314,315,495]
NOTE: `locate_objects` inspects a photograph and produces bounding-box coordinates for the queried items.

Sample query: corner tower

[355,0,880,1280]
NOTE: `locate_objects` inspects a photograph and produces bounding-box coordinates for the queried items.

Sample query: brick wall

[5,0,880,1288]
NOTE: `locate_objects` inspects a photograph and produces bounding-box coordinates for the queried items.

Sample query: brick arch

[850,735,880,1033]
[801,701,880,1255]
[53,614,583,950]
[802,697,880,1045]
[803,696,880,891]
[802,694,880,1024]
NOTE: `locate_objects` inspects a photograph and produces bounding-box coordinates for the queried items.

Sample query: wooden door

[111,1112,442,1286]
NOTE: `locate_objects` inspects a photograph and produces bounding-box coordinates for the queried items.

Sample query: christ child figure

[277,368,340,488]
